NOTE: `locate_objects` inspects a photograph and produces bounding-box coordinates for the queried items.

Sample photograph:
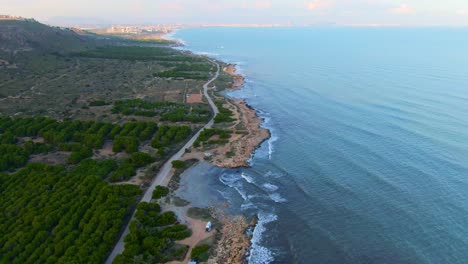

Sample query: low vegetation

[114,201,191,263]
[214,101,236,124]
[89,100,110,107]
[194,128,232,148]
[191,244,211,262]
[73,46,173,60]
[151,125,192,154]
[171,160,186,169]
[0,118,190,181]
[111,99,210,122]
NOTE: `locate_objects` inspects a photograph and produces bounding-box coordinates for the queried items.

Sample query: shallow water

[174,27,468,264]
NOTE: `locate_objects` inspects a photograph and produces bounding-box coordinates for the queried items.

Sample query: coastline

[162,31,270,264]
[173,63,268,263]
[224,64,245,91]
[182,80,271,168]
[162,31,270,169]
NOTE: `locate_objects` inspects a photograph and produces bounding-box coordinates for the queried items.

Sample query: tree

[152,186,169,199]
[171,160,186,169]
[129,152,155,167]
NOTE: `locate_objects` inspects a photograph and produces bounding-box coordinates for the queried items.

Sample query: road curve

[105,61,220,264]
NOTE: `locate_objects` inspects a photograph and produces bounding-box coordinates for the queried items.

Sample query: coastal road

[105,61,220,264]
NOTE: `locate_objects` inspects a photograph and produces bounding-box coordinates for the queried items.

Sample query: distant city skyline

[2,0,468,26]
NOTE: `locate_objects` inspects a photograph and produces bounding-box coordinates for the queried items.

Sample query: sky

[2,0,468,26]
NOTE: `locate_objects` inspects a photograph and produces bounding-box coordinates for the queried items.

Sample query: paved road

[105,61,220,264]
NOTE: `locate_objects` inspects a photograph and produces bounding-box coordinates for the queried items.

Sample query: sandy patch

[29,151,70,165]
[186,93,203,104]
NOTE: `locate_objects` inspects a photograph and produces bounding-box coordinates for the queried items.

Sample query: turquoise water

[173,27,468,264]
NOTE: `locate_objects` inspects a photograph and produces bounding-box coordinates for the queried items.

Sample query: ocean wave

[262,183,279,192]
[264,170,284,178]
[235,186,248,200]
[217,190,231,201]
[269,193,287,203]
[249,211,277,264]
[258,114,278,160]
[241,172,255,184]
[219,172,242,186]
[241,201,257,210]
[267,135,278,160]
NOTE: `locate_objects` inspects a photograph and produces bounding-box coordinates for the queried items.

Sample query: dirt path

[167,214,214,264]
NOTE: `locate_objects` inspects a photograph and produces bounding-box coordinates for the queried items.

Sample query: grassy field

[0,20,222,123]
[0,46,215,122]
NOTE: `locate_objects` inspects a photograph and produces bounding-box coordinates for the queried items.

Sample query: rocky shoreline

[166,37,268,263]
[224,64,245,91]
[206,64,267,263]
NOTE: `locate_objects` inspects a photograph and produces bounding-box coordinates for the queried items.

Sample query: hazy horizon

[2,0,468,27]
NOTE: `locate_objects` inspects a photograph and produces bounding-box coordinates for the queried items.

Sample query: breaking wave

[262,183,279,192]
[249,211,277,264]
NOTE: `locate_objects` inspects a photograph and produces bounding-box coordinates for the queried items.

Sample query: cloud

[390,4,412,14]
[306,0,332,11]
[456,10,468,16]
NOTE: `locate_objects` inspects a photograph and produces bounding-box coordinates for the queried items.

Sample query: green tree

[152,186,169,199]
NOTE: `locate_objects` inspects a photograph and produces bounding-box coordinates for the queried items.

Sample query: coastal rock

[224,64,245,91]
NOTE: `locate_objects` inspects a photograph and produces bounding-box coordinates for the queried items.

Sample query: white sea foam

[195,51,220,57]
[254,113,278,160]
[262,183,279,192]
[217,190,230,201]
[267,135,278,160]
[241,201,257,210]
[234,186,248,200]
[241,172,255,184]
[269,193,287,203]
[264,170,285,179]
[249,211,277,264]
[219,172,241,186]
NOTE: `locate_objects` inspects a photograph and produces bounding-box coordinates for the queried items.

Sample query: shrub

[191,244,210,261]
[152,186,170,199]
[129,152,155,167]
[113,136,139,153]
[171,160,186,169]
[155,211,177,226]
[68,147,92,164]
[89,100,109,107]
[108,161,136,182]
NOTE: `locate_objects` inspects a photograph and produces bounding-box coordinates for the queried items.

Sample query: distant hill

[0,19,97,53]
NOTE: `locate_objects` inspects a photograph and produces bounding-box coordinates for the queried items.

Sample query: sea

[171,27,468,264]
